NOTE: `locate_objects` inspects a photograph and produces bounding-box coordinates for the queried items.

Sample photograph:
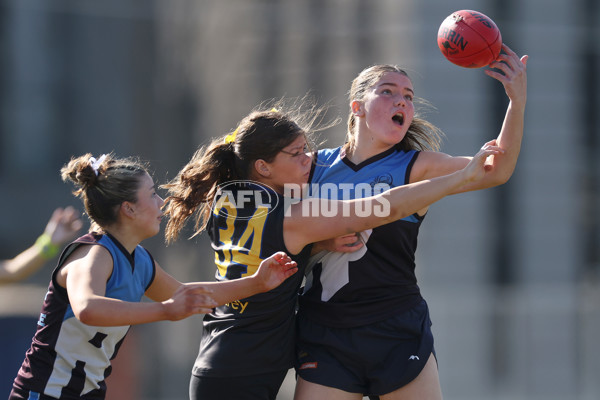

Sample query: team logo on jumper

[212,180,278,220]
[370,173,393,188]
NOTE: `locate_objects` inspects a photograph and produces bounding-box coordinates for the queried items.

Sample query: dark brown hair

[61,153,149,230]
[162,98,338,243]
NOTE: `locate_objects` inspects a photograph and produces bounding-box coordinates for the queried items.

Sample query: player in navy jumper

[9,153,299,400]
[162,102,505,400]
[295,45,528,400]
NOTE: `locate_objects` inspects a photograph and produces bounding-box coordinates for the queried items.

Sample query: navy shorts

[295,299,435,396]
[189,369,288,400]
[9,386,57,400]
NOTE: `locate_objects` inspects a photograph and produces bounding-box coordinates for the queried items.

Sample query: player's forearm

[298,169,469,245]
[338,169,469,234]
[0,246,48,284]
[494,100,525,181]
[378,169,468,222]
[198,276,265,306]
[74,296,173,326]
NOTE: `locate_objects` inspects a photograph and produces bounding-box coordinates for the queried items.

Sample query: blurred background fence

[0,0,599,399]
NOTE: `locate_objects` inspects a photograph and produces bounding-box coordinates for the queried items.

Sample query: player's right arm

[411,45,528,194]
[60,245,214,325]
[284,144,501,254]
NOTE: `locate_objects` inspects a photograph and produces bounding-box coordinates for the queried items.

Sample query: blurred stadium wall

[0,1,598,399]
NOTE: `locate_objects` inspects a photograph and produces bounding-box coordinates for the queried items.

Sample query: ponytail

[162,137,239,243]
[163,98,339,244]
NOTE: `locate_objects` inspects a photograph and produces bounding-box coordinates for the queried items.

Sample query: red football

[437,10,502,68]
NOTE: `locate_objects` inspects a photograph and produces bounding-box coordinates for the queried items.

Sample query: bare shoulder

[65,243,112,264]
[57,244,113,287]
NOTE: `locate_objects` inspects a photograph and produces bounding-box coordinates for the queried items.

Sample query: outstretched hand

[44,206,84,246]
[485,44,528,107]
[253,251,298,292]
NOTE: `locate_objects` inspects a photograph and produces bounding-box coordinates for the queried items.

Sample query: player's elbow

[72,301,97,325]
[492,169,514,187]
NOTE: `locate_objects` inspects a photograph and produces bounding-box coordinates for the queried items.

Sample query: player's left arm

[146,253,298,307]
[413,44,528,194]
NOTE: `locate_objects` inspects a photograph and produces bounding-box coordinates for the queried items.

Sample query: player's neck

[104,226,142,254]
[346,140,394,165]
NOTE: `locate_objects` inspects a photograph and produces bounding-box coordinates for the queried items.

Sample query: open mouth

[392,112,405,126]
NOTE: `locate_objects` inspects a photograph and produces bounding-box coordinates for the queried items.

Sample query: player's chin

[290,175,309,187]
[386,129,406,143]
[146,225,162,239]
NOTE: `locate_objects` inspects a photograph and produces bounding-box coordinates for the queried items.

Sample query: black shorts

[189,369,288,400]
[295,299,435,396]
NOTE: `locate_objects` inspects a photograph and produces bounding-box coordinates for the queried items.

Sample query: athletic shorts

[9,386,58,400]
[295,299,435,396]
[189,369,288,400]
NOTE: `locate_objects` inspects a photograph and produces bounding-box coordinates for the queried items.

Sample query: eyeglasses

[280,144,310,158]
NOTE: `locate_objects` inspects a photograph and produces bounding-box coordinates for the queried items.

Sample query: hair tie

[223,108,279,144]
[89,154,107,176]
[224,128,238,144]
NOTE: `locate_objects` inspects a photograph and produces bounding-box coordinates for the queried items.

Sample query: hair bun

[61,153,101,189]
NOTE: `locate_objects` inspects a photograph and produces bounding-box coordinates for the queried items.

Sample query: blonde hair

[345,64,444,153]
